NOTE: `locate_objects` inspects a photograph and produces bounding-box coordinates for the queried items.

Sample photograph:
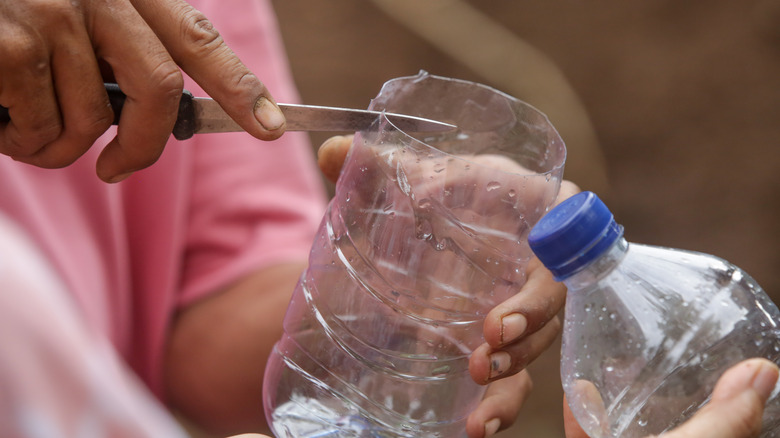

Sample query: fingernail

[108,172,133,183]
[484,418,501,437]
[752,361,780,402]
[501,313,527,344]
[489,351,511,379]
[254,97,285,131]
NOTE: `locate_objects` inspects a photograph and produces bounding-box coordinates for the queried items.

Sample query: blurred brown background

[264,1,780,437]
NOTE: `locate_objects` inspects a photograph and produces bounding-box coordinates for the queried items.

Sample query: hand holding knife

[0,84,455,140]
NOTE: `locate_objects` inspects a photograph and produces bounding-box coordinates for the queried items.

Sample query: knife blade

[0,83,456,140]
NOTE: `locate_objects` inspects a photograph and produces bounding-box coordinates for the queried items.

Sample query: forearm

[164,262,305,435]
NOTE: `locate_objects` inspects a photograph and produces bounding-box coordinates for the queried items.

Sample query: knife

[0,83,456,140]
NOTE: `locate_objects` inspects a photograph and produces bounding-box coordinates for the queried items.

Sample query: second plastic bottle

[529,191,780,438]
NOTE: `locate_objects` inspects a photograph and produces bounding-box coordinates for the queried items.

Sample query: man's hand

[0,0,285,182]
[563,358,780,438]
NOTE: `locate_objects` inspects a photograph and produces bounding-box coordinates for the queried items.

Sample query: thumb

[663,358,778,438]
[563,396,591,438]
[317,135,353,183]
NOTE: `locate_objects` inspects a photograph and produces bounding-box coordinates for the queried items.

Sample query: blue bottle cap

[528,191,623,280]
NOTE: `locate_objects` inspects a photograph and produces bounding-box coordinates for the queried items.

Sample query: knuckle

[221,70,267,115]
[175,8,265,100]
[41,0,81,29]
[72,108,114,140]
[0,30,48,73]
[232,71,265,97]
[2,124,60,158]
[222,70,264,105]
[143,63,184,107]
[179,9,223,54]
[25,116,62,144]
[148,62,184,93]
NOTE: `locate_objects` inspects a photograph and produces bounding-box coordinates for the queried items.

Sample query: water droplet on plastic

[508,189,517,198]
[486,181,501,191]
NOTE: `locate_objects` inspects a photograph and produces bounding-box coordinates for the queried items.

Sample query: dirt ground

[265,1,780,436]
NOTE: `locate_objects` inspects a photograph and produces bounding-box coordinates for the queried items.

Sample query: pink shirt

[0,214,190,437]
[0,0,326,399]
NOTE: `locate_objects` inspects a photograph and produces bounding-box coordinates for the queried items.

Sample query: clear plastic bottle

[528,191,780,438]
[262,73,567,438]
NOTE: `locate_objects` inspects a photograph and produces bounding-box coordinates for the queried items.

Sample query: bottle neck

[561,237,629,290]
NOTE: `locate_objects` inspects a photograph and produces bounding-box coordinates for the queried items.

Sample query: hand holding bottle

[529,191,780,437]
[563,359,780,438]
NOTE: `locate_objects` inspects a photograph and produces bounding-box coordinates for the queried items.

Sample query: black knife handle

[0,83,196,141]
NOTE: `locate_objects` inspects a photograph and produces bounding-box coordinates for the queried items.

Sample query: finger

[470,314,560,384]
[664,358,778,438]
[89,2,184,182]
[483,257,566,349]
[554,180,581,207]
[14,13,113,168]
[317,135,353,183]
[466,371,533,438]
[131,0,285,140]
[466,192,571,384]
[562,396,590,438]
[0,18,61,158]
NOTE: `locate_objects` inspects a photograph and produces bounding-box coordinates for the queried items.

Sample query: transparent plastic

[262,72,566,437]
[559,236,780,438]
